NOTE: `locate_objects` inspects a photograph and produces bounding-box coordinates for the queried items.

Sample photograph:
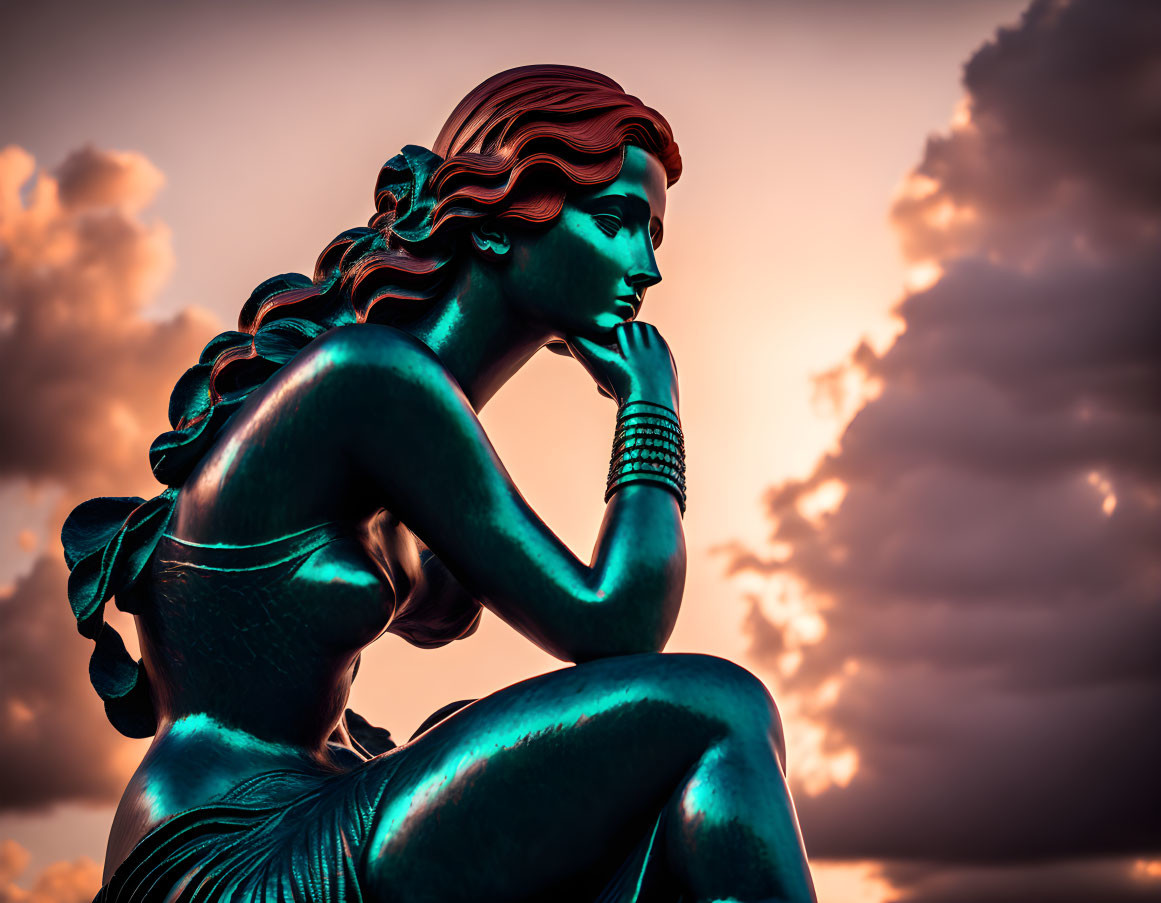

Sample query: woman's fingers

[562,323,679,406]
[564,333,628,401]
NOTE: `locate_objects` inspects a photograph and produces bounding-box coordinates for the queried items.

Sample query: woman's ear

[469,224,511,261]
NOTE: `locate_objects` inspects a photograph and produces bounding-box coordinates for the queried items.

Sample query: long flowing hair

[62,65,682,737]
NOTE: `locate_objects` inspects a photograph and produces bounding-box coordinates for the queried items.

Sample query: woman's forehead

[589,146,667,221]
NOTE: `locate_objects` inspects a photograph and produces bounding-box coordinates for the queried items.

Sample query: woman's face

[502,146,668,340]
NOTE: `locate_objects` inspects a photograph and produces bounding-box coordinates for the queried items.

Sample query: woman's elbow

[561,598,676,663]
[567,637,667,664]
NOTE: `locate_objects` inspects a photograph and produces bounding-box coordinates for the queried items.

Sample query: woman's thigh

[362,652,780,902]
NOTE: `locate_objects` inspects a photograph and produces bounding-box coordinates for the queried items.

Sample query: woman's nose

[627,241,662,292]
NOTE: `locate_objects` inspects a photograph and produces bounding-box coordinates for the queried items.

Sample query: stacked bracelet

[605,400,686,515]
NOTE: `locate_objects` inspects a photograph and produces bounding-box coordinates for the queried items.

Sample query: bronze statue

[63,65,816,902]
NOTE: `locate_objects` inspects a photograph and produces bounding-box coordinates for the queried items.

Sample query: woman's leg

[362,653,815,903]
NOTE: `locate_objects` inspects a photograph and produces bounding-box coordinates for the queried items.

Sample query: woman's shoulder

[305,324,465,406]
[311,323,439,371]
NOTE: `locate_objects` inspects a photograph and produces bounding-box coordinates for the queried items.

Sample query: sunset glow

[1134,859,1161,880]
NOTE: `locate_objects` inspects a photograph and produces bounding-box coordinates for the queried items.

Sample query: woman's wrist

[621,386,679,415]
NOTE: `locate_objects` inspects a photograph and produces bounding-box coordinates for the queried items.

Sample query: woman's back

[103,327,472,877]
[139,327,426,736]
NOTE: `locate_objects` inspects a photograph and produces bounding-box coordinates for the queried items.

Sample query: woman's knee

[629,654,783,751]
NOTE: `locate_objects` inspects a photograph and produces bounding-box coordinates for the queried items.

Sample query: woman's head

[428,65,681,339]
[479,143,669,339]
[237,65,681,338]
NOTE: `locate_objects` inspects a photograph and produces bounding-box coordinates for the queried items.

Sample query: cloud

[0,143,215,495]
[882,858,1161,903]
[0,839,100,903]
[0,558,135,810]
[0,145,215,812]
[726,0,1161,896]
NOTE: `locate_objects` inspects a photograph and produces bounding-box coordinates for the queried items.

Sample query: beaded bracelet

[605,401,686,514]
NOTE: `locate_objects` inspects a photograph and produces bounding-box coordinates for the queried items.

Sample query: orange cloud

[0,144,215,496]
[0,839,99,903]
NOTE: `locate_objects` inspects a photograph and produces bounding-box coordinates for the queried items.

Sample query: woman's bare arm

[318,323,686,663]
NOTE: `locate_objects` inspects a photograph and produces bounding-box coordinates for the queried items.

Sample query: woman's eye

[594,214,622,235]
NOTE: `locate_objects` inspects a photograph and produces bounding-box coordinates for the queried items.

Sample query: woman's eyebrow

[587,193,657,221]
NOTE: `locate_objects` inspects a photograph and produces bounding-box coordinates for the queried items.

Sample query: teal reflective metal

[69,66,816,902]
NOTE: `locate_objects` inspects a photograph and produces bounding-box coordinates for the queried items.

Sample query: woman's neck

[402,264,546,412]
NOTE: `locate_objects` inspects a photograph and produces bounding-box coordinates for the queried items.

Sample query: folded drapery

[95,752,680,903]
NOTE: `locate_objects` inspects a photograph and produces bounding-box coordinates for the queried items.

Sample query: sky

[1,1,1158,901]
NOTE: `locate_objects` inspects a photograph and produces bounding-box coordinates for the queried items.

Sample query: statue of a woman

[63,65,816,902]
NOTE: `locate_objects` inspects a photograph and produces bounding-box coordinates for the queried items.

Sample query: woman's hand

[563,322,680,412]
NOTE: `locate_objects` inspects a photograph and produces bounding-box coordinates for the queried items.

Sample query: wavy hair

[62,65,681,737]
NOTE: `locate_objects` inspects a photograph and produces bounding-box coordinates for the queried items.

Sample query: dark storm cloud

[893,0,1161,267]
[0,145,215,811]
[727,0,1161,896]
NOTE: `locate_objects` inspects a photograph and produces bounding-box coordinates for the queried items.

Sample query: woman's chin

[592,312,632,334]
[555,314,630,348]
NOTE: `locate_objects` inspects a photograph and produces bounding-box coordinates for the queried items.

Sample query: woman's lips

[615,297,639,319]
